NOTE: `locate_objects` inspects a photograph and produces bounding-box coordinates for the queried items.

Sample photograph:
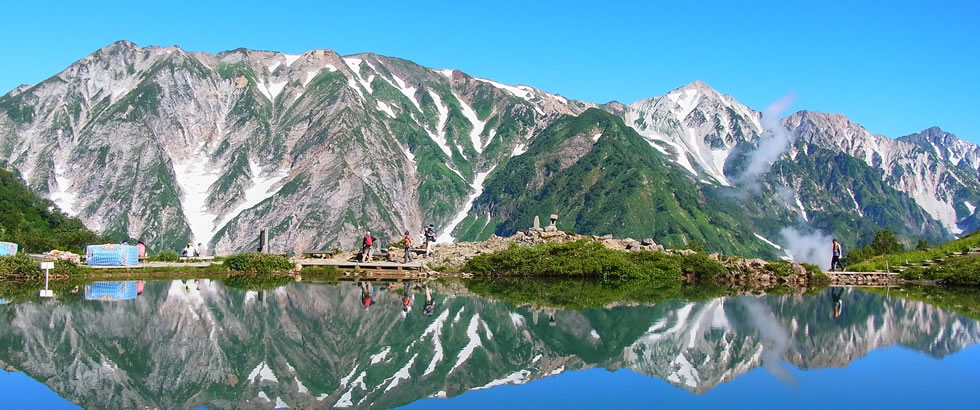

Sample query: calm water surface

[0,280,978,409]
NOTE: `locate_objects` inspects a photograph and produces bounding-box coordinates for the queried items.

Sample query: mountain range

[0,281,976,409]
[1,40,977,260]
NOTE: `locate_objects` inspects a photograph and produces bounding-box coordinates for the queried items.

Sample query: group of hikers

[358,225,438,263]
[181,242,207,258]
[359,280,436,316]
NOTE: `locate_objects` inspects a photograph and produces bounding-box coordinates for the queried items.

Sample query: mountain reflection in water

[0,280,977,409]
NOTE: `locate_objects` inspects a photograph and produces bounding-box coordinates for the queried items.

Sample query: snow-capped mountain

[785,111,980,235]
[1,40,978,255]
[0,282,976,408]
[623,80,762,186]
[0,41,586,252]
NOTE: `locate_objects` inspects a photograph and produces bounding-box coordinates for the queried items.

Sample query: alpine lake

[1,278,978,409]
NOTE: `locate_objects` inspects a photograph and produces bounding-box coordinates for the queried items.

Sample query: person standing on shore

[831,239,843,271]
[402,231,414,263]
[361,232,373,263]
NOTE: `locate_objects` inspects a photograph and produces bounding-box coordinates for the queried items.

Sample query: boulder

[641,238,655,246]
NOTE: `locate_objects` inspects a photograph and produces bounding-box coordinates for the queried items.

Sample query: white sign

[39,289,53,298]
[40,262,54,270]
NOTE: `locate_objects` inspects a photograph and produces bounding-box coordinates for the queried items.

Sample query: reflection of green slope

[0,281,977,408]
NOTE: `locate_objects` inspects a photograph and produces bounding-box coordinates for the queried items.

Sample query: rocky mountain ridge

[1,40,977,257]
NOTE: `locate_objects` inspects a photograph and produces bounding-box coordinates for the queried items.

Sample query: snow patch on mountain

[474,77,533,101]
[512,143,528,156]
[454,91,487,153]
[390,74,422,112]
[376,100,396,118]
[437,166,496,243]
[172,154,221,245]
[752,232,793,261]
[50,164,78,216]
[284,54,301,67]
[847,188,863,216]
[965,201,976,215]
[212,162,289,242]
[425,91,453,157]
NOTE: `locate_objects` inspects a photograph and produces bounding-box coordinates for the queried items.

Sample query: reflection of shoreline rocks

[0,282,977,408]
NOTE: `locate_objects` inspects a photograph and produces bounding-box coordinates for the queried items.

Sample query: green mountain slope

[462,109,780,258]
[0,165,101,252]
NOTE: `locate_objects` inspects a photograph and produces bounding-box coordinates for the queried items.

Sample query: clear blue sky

[2,0,978,141]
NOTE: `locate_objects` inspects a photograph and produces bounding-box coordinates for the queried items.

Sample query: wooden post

[259,228,269,253]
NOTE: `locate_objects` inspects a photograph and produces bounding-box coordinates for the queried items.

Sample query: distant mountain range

[0,282,976,408]
[1,40,977,258]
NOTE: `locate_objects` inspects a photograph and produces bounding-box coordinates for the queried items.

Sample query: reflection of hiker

[361,232,373,262]
[402,231,414,263]
[831,239,843,271]
[831,287,845,319]
[360,282,374,309]
[402,281,415,317]
[423,283,435,316]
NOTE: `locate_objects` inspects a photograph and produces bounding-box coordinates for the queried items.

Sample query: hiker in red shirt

[361,232,373,262]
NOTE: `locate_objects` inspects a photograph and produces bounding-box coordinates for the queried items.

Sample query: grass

[848,230,980,272]
[224,252,294,273]
[462,240,726,281]
[898,256,980,287]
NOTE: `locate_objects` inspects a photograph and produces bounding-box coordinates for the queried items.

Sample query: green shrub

[801,263,822,276]
[680,253,726,280]
[0,254,42,277]
[151,250,179,262]
[300,266,338,276]
[462,240,726,281]
[920,256,980,286]
[900,267,925,281]
[225,252,294,273]
[765,260,794,277]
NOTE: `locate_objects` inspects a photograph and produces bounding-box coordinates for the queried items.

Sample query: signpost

[39,261,54,297]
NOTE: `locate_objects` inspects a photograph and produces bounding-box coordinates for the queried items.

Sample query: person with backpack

[402,231,414,263]
[831,239,843,271]
[361,232,373,262]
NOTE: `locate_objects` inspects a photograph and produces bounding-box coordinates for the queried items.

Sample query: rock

[293,263,303,272]
[792,263,807,276]
[544,225,557,232]
[749,258,767,268]
[540,231,560,239]
[676,249,696,256]
[641,238,655,246]
[601,234,613,240]
[533,215,541,230]
[708,252,721,261]
[654,245,665,252]
[625,240,641,251]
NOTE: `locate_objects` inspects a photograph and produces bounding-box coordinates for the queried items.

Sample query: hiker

[361,232,373,262]
[402,231,414,263]
[422,283,435,316]
[360,281,374,309]
[424,224,436,254]
[831,239,843,271]
[136,241,146,258]
[831,287,845,319]
[182,242,196,258]
[196,242,205,257]
[401,280,415,317]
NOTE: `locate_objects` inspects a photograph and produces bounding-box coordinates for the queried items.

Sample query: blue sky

[2,0,978,141]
